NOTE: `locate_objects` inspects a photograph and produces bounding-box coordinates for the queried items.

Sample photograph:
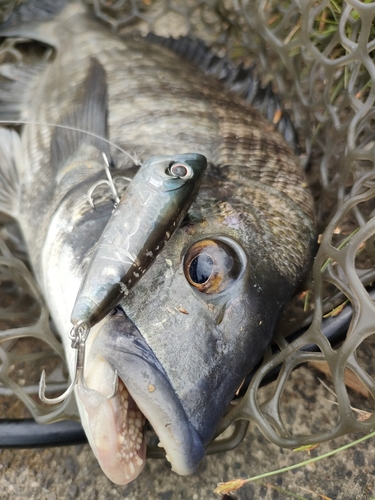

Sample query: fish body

[0,0,316,486]
[71,153,207,328]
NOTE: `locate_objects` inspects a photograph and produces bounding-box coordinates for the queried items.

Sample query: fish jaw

[84,313,206,478]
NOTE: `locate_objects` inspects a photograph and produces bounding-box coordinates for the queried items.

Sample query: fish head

[80,185,295,483]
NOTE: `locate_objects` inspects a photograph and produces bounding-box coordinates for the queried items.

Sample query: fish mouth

[76,311,205,485]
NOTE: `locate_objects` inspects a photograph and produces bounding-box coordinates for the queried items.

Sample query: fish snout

[85,313,206,478]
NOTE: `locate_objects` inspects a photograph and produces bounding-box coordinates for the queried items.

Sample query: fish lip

[93,313,206,475]
[116,354,206,475]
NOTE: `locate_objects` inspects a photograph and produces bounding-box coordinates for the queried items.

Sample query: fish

[0,0,316,486]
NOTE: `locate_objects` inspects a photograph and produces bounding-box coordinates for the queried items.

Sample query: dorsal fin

[146,34,299,152]
[50,57,110,172]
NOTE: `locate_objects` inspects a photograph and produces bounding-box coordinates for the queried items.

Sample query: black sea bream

[0,0,316,485]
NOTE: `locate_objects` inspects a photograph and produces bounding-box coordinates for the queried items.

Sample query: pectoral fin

[50,57,111,176]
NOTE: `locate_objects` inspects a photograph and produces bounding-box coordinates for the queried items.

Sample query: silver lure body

[71,153,207,328]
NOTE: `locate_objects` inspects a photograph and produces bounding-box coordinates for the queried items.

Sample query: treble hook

[87,152,132,209]
[39,321,118,405]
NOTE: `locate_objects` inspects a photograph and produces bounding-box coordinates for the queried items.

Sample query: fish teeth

[128,461,135,476]
[134,456,144,466]
[135,418,142,428]
[114,381,145,473]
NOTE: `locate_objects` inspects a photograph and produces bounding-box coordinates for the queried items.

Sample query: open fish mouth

[77,310,205,484]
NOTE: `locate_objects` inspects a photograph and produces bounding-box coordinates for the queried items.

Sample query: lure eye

[184,239,243,294]
[169,162,193,179]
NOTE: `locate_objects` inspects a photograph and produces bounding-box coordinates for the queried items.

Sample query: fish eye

[168,162,192,179]
[184,239,243,294]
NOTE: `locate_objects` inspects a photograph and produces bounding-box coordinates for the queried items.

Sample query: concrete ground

[1,365,375,500]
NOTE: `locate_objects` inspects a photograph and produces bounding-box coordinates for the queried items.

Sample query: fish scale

[0,0,316,487]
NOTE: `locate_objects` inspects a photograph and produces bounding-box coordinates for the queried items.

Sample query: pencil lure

[71,153,207,329]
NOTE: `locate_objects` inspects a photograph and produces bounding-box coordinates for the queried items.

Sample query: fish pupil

[189,254,213,284]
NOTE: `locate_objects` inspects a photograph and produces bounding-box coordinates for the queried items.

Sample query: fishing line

[0,119,142,166]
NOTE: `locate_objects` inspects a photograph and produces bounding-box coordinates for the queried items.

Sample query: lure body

[71,153,207,327]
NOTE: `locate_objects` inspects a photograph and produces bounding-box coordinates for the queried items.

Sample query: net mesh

[1,0,375,452]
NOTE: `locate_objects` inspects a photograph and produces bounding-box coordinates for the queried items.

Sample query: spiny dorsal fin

[50,57,110,173]
[0,128,23,218]
[146,33,299,152]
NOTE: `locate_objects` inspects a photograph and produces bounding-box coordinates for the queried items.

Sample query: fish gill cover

[0,0,375,468]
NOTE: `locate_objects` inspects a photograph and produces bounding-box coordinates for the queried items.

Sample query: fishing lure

[72,152,207,327]
[40,152,207,404]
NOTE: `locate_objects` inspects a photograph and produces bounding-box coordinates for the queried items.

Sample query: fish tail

[0,1,73,123]
[0,0,80,46]
[1,0,69,30]
[0,61,47,123]
[0,127,23,218]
